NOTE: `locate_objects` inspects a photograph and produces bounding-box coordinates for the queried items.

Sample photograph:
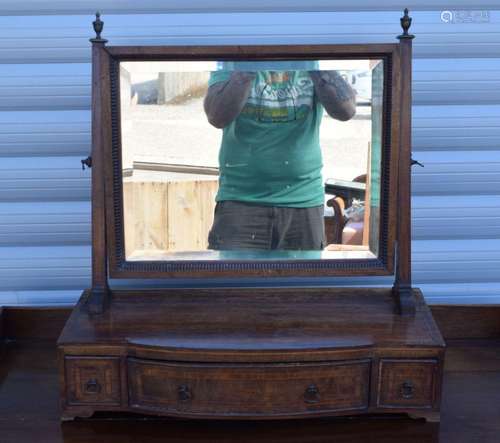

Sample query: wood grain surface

[1,340,499,442]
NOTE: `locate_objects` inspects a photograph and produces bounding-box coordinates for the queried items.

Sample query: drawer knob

[84,378,102,394]
[304,384,321,403]
[400,380,415,399]
[178,384,192,402]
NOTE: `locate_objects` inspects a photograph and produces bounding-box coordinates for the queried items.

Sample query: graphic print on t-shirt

[241,71,315,123]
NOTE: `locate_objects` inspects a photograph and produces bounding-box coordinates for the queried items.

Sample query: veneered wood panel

[377,359,438,408]
[128,358,370,417]
[65,356,121,406]
[4,304,497,341]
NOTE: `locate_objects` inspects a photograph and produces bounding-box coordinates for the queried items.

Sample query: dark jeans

[208,200,326,251]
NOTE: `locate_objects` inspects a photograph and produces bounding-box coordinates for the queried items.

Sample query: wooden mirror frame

[87,12,415,313]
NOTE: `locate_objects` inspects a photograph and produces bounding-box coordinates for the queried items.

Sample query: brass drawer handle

[84,378,102,394]
[400,380,415,399]
[178,384,192,402]
[304,384,321,404]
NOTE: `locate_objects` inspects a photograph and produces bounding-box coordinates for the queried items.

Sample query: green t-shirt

[208,65,324,208]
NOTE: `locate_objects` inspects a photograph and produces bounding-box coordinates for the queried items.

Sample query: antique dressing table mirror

[58,10,445,421]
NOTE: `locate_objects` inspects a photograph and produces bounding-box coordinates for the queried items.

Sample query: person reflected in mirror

[204,61,356,251]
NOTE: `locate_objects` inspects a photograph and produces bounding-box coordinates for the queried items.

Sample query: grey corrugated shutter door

[0,3,499,305]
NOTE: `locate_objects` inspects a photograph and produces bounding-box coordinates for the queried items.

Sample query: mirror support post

[393,9,416,316]
[87,12,110,314]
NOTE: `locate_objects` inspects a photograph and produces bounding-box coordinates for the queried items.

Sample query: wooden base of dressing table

[58,287,445,421]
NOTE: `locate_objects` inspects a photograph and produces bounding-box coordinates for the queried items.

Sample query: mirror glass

[119,59,384,261]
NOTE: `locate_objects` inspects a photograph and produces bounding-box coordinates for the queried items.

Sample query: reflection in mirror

[120,59,383,261]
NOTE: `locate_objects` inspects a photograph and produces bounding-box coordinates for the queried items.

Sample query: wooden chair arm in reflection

[324,174,366,246]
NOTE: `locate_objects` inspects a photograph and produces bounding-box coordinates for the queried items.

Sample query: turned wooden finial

[91,11,108,43]
[398,8,415,40]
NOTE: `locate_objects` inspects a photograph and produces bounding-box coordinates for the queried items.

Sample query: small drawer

[128,358,370,417]
[65,357,121,406]
[377,359,438,409]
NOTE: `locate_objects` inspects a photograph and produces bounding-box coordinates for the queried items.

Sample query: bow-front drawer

[128,358,370,418]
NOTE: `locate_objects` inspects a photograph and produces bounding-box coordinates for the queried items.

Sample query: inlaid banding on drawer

[377,359,438,409]
[128,358,370,417]
[65,356,121,406]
